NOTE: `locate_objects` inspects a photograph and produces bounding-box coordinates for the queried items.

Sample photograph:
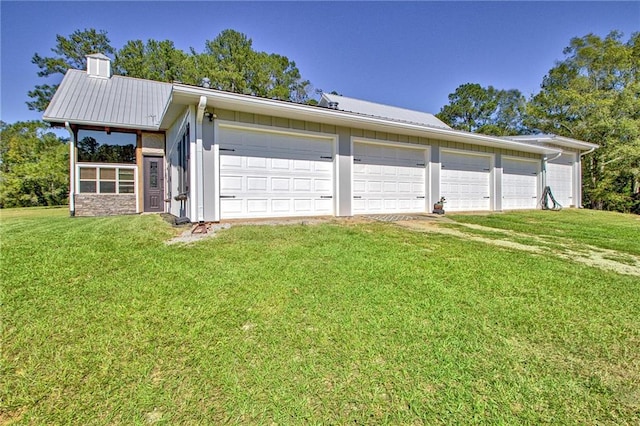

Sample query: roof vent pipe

[200,78,211,89]
[328,101,339,110]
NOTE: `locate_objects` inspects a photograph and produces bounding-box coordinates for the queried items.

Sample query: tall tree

[0,121,69,207]
[527,31,640,212]
[115,39,190,83]
[436,83,527,136]
[30,28,311,107]
[28,29,115,111]
[200,29,310,101]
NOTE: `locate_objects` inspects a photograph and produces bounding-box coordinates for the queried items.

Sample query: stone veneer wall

[74,194,137,216]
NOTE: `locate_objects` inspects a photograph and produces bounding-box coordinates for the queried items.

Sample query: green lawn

[2,208,639,424]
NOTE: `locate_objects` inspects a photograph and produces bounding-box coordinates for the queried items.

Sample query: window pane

[79,181,96,193]
[77,129,137,163]
[119,169,135,181]
[79,167,96,180]
[100,168,116,180]
[119,183,135,194]
[100,181,116,193]
[150,161,158,188]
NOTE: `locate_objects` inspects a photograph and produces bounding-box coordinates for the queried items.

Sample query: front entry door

[143,156,164,212]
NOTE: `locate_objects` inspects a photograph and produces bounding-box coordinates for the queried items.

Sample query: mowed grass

[1,208,639,424]
[449,209,640,256]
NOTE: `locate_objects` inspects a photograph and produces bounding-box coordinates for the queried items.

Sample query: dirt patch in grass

[397,220,640,277]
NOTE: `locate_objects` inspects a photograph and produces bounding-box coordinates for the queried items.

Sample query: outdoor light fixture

[204,111,214,122]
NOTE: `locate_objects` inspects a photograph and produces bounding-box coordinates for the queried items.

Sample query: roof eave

[42,116,161,132]
[506,135,599,151]
[172,85,559,156]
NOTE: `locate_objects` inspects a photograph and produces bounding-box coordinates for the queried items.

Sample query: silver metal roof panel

[43,69,172,130]
[318,92,451,129]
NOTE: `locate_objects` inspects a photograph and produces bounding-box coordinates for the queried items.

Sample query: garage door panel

[219,127,334,219]
[367,181,382,193]
[441,151,491,211]
[502,158,538,210]
[247,177,268,191]
[314,179,332,192]
[353,142,427,214]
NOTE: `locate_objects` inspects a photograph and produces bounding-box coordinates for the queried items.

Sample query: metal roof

[43,69,172,131]
[318,92,451,129]
[41,65,564,156]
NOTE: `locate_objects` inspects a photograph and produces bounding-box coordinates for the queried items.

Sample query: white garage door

[352,143,427,214]
[441,151,492,211]
[219,127,334,219]
[547,153,574,207]
[502,158,539,210]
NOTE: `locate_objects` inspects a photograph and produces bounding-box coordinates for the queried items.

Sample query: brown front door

[143,156,164,212]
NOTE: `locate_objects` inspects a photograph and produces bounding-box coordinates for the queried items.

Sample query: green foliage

[31,28,311,110]
[28,29,115,111]
[436,83,528,135]
[0,121,69,207]
[527,31,640,212]
[76,136,136,163]
[114,39,190,83]
[198,29,310,102]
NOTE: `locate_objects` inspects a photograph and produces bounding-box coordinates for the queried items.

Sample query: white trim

[349,138,354,217]
[333,136,340,217]
[188,105,197,220]
[76,163,138,197]
[213,120,221,222]
[195,96,207,222]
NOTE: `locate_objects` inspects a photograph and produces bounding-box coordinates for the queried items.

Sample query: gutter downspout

[542,151,563,191]
[580,146,597,157]
[65,122,76,216]
[577,146,597,208]
[195,96,207,223]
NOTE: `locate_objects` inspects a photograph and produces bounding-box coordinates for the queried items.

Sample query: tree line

[2,29,638,213]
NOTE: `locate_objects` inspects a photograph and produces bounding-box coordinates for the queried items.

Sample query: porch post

[65,122,76,216]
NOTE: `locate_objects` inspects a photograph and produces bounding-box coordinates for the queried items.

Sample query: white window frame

[76,163,138,195]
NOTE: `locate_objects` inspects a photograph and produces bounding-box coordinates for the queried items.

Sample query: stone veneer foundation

[74,194,137,216]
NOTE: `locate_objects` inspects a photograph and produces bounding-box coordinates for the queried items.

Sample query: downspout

[195,96,207,223]
[577,146,597,208]
[65,122,76,216]
[542,151,563,190]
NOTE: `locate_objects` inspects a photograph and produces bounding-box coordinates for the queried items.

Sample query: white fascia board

[172,85,561,155]
[506,135,599,151]
[43,117,161,132]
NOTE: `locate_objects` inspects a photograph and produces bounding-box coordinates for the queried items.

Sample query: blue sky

[1,1,639,125]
